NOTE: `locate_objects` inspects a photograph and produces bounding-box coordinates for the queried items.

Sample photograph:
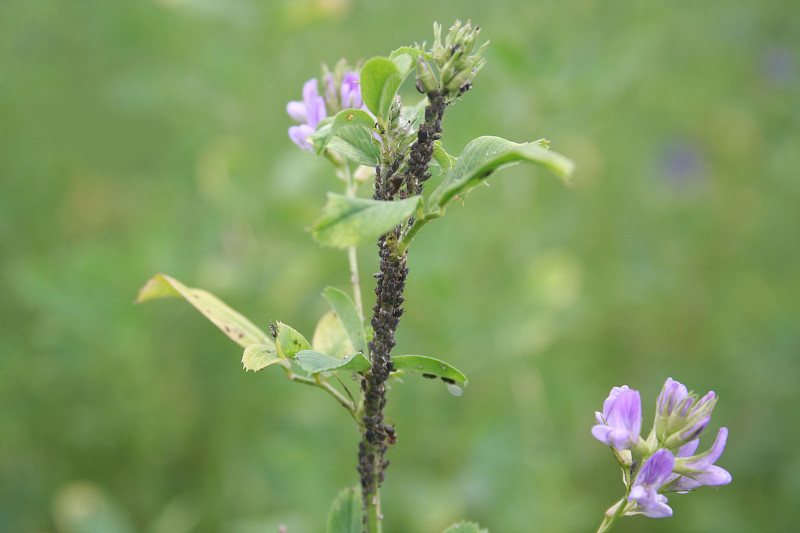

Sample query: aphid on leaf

[422,373,437,379]
[268,323,278,338]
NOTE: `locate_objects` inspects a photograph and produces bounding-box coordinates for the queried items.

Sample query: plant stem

[358,232,406,533]
[357,85,448,533]
[344,163,364,319]
[280,366,358,422]
[595,497,627,533]
[348,246,363,319]
[596,468,634,533]
[396,210,441,257]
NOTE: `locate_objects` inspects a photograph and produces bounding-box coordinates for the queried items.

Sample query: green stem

[281,366,358,423]
[348,246,363,319]
[365,491,382,533]
[343,163,364,320]
[596,480,632,533]
[395,210,441,257]
[595,498,626,533]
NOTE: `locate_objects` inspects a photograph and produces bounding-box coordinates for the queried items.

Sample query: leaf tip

[134,273,171,304]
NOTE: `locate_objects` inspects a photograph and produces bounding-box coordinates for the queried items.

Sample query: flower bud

[428,20,487,100]
[416,57,439,95]
[654,378,717,449]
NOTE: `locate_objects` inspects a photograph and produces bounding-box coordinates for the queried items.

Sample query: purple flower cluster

[286,70,365,152]
[592,378,731,519]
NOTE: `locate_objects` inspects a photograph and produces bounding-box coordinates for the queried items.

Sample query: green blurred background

[2,0,798,532]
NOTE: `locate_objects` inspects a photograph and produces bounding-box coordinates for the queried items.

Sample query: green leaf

[392,355,468,396]
[428,136,575,208]
[442,522,489,533]
[326,129,380,167]
[326,486,361,533]
[401,97,429,131]
[135,273,270,349]
[242,344,283,372]
[312,311,355,359]
[360,57,402,124]
[310,193,422,248]
[431,141,456,173]
[392,355,467,384]
[322,287,366,355]
[295,350,371,374]
[310,108,377,158]
[389,46,432,77]
[276,322,311,359]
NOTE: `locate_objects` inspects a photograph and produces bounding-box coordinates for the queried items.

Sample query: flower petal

[603,386,629,419]
[306,95,326,128]
[629,450,676,517]
[302,78,319,105]
[638,449,676,488]
[288,124,315,151]
[592,386,641,450]
[643,494,673,518]
[286,101,308,123]
[677,438,700,458]
[340,71,362,109]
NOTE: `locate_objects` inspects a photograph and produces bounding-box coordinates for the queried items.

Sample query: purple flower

[287,78,327,151]
[655,377,717,449]
[287,69,367,152]
[339,71,363,109]
[668,427,732,491]
[592,386,642,451]
[628,449,675,518]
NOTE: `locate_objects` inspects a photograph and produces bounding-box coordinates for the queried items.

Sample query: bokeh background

[2,1,798,532]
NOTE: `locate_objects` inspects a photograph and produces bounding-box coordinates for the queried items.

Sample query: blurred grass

[1,0,798,532]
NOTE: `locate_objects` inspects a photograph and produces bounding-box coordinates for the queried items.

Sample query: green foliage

[322,287,367,354]
[311,108,379,162]
[392,355,467,385]
[311,193,422,248]
[327,487,362,533]
[313,311,356,359]
[325,127,381,166]
[431,141,456,173]
[135,273,269,349]
[428,136,575,209]
[388,47,430,79]
[295,350,371,375]
[242,344,282,372]
[360,57,402,126]
[275,322,312,359]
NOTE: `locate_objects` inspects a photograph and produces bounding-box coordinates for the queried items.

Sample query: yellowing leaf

[136,273,270,349]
